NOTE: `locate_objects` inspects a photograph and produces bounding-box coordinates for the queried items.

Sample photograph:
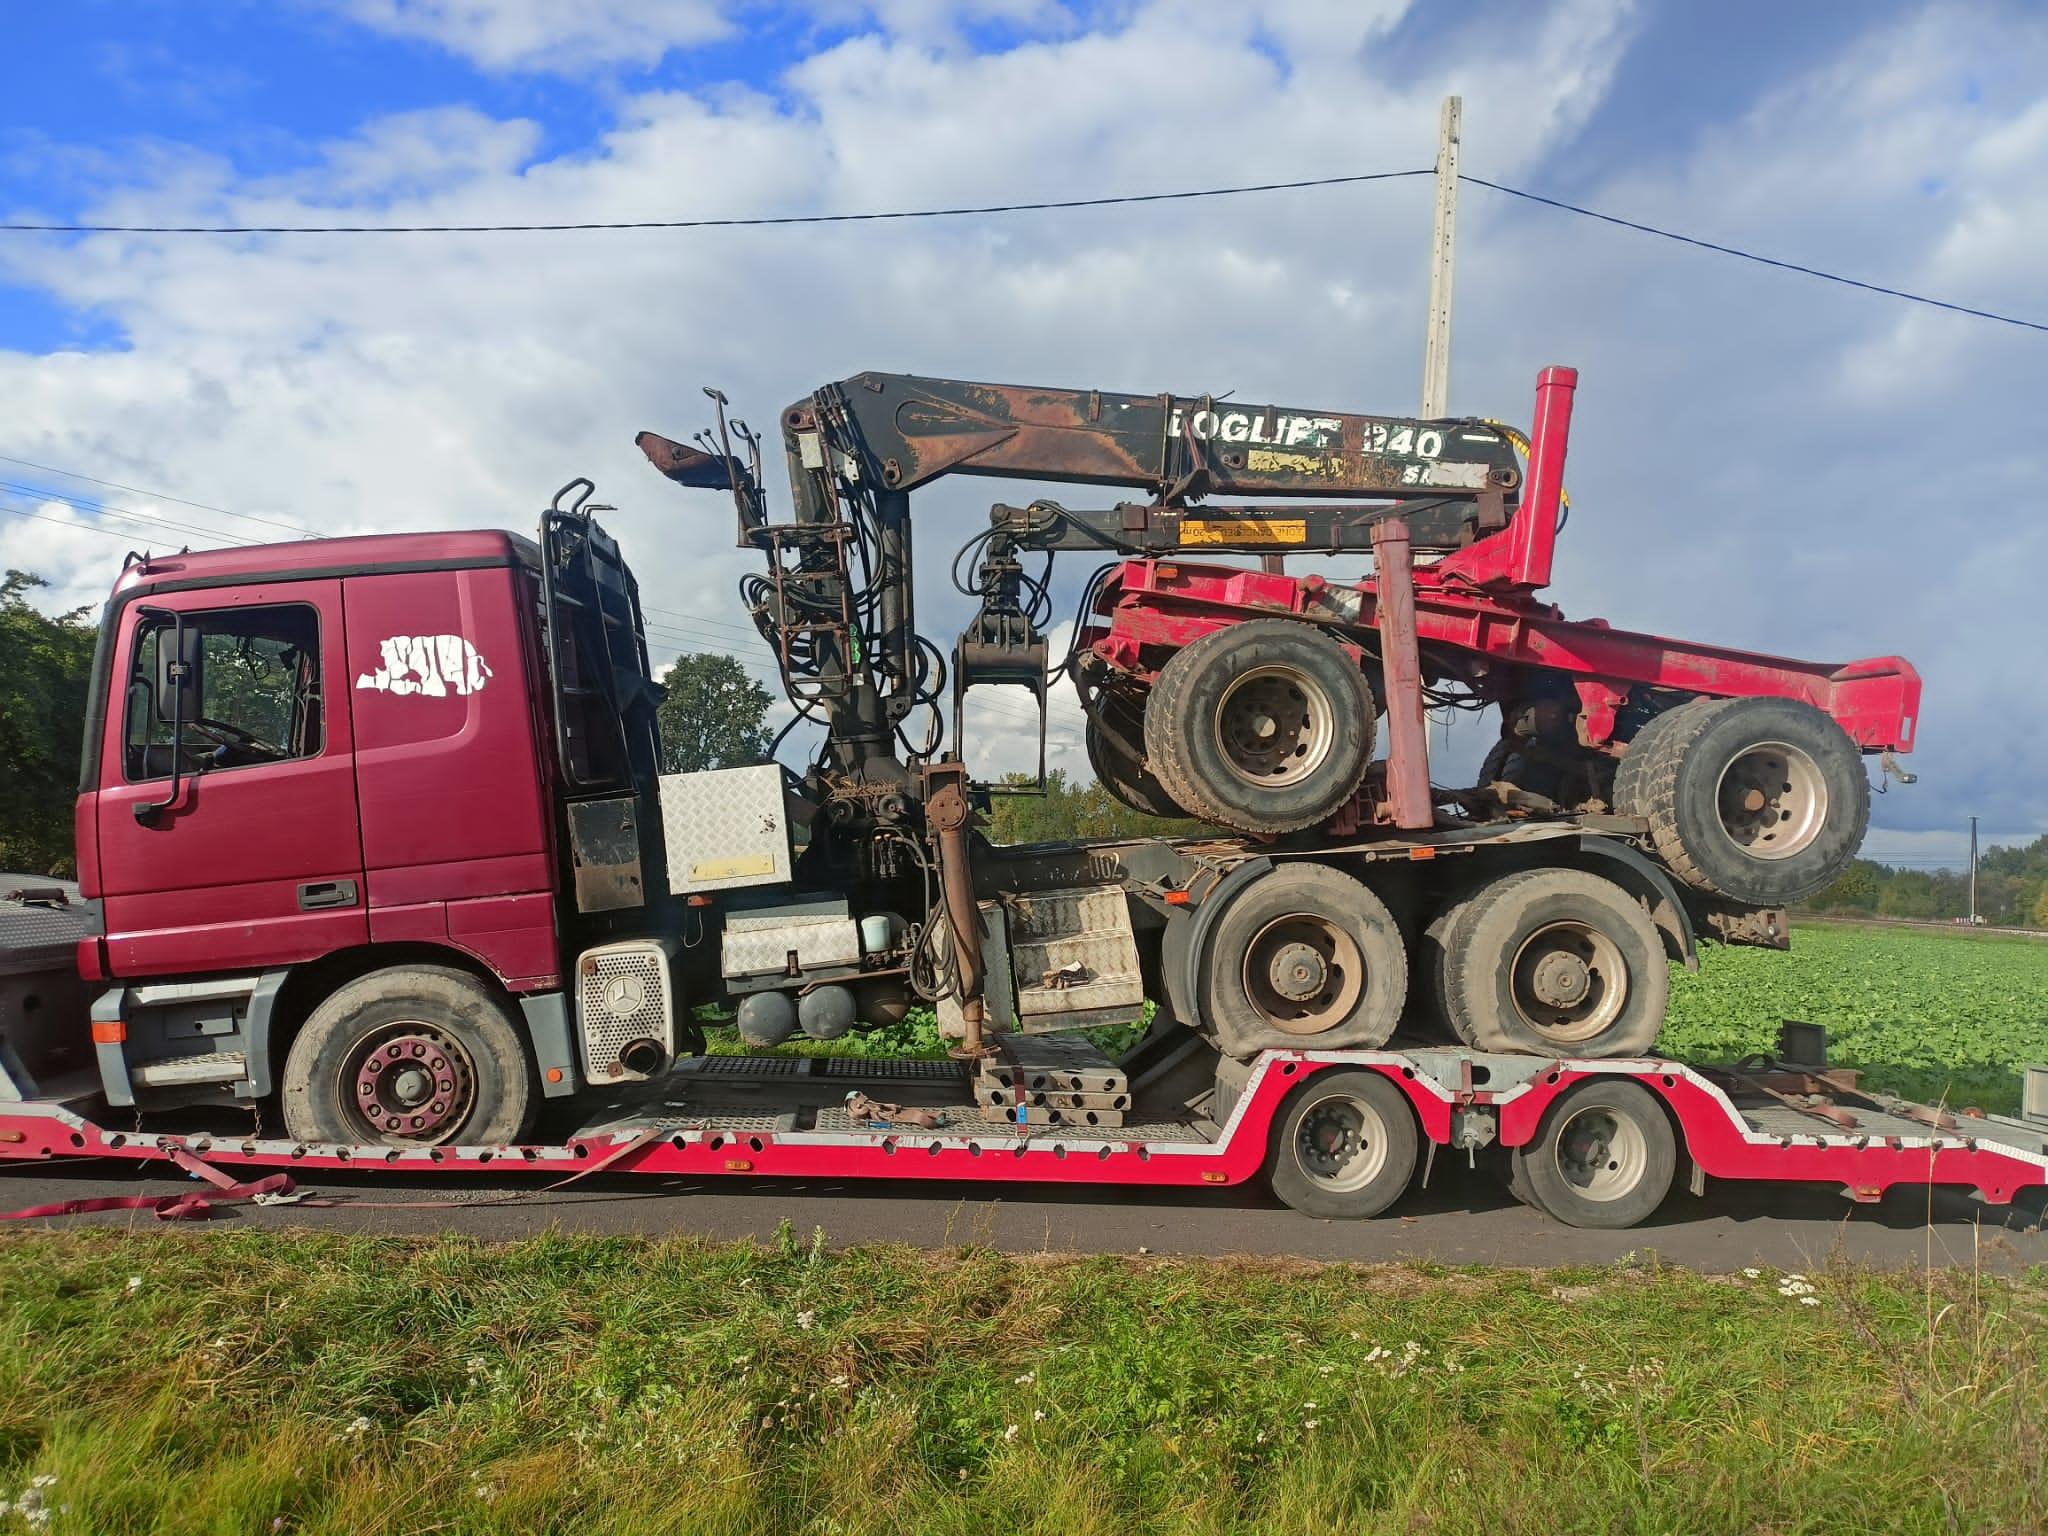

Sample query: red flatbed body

[5,1048,2043,1218]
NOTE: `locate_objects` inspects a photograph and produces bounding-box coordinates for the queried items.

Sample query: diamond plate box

[659,764,792,894]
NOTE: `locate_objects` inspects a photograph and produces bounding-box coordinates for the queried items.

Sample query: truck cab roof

[109,528,540,602]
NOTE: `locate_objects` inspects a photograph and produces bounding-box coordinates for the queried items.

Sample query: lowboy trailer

[4,359,2033,1231]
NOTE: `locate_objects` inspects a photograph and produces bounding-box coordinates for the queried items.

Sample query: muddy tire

[1268,1068,1419,1219]
[1200,863,1407,1056]
[1611,702,1689,819]
[1417,882,1489,1045]
[1085,693,1184,820]
[1509,1078,1676,1229]
[281,965,535,1147]
[1144,619,1375,835]
[1441,868,1668,1058]
[1615,696,1869,906]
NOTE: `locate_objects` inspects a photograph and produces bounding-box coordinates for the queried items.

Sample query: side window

[124,604,324,782]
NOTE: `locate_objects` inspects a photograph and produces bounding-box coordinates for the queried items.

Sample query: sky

[1,0,2042,869]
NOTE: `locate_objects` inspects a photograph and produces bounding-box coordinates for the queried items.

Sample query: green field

[0,1231,2042,1535]
[713,920,2048,1114]
[1663,922,2048,1113]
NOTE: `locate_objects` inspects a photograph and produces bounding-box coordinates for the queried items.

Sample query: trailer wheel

[280,965,535,1147]
[1417,884,1487,1045]
[1510,1078,1676,1229]
[1200,863,1407,1054]
[1268,1068,1419,1219]
[1085,693,1184,819]
[1616,696,1869,906]
[1145,619,1375,835]
[1442,868,1668,1057]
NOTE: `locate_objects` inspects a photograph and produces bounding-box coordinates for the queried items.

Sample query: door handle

[297,880,358,911]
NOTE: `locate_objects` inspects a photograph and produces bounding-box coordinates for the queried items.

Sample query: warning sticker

[1180,520,1307,545]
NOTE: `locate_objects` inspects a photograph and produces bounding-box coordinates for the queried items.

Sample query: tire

[1199,863,1408,1056]
[1267,1068,1419,1219]
[1610,702,1689,818]
[280,965,536,1147]
[1620,696,1870,906]
[1509,1078,1676,1229]
[1417,883,1488,1046]
[1144,619,1375,835]
[1441,868,1669,1058]
[1085,693,1185,820]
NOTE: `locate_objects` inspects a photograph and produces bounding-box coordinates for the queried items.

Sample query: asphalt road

[4,1158,2041,1272]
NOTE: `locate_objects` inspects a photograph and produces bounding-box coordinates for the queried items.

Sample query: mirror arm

[134,607,186,827]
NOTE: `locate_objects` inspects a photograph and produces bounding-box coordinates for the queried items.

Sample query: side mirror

[153,622,203,725]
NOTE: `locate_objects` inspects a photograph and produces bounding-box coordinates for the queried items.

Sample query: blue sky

[2,0,2043,865]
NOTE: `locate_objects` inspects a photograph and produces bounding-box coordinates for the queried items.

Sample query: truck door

[93,581,369,974]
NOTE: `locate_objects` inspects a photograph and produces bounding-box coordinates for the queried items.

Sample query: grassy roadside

[0,1230,2041,1534]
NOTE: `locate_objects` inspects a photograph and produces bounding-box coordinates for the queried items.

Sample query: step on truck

[5,363,2043,1229]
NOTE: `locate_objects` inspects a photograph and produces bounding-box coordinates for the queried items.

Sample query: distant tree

[1876,869,1940,920]
[1812,859,1881,913]
[0,572,97,876]
[656,652,773,773]
[2033,883,2048,931]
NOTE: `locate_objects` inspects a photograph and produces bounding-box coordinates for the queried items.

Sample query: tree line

[1805,841,2048,928]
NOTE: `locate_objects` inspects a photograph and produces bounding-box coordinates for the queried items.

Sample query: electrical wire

[0,164,2034,332]
[0,170,1435,235]
[1460,175,2048,335]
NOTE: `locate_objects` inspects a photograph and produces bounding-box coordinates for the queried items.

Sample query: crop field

[713,920,2048,1114]
[1662,922,2048,1114]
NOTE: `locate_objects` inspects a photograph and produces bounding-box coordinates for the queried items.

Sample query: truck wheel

[280,965,536,1147]
[1085,694,1184,819]
[1618,696,1869,906]
[1268,1068,1419,1219]
[1144,619,1375,835]
[1442,868,1668,1058]
[1200,863,1407,1055]
[1509,1078,1676,1228]
[1610,701,1688,817]
[1417,882,1487,1045]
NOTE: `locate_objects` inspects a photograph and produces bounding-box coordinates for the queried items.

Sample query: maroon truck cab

[73,531,589,1117]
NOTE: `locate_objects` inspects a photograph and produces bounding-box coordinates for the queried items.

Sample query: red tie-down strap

[2,1146,300,1222]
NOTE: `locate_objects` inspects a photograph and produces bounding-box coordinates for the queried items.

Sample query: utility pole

[1969,815,1979,924]
[1421,95,1462,418]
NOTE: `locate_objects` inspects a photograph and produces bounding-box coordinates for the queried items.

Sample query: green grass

[1665,923,2048,1113]
[0,1231,2042,1534]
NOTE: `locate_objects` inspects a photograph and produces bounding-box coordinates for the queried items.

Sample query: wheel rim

[1212,664,1336,788]
[1551,1104,1649,1201]
[342,1020,477,1145]
[1714,740,1828,860]
[1293,1090,1391,1193]
[1508,920,1629,1044]
[1242,913,1365,1034]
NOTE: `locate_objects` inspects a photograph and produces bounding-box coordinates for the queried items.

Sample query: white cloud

[325,0,732,73]
[2,0,2041,835]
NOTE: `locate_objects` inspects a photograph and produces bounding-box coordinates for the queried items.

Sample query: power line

[1460,175,2048,335]
[0,169,1435,236]
[0,452,323,539]
[4,163,2034,334]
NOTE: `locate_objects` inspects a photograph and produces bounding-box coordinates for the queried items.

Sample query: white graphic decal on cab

[354,635,492,697]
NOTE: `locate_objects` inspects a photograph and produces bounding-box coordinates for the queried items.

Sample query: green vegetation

[0,572,96,877]
[0,1231,2040,1535]
[1809,839,2048,928]
[655,651,774,773]
[1666,922,2048,1112]
[983,768,1209,844]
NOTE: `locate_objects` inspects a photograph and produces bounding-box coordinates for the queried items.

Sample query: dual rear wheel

[1266,1069,1678,1227]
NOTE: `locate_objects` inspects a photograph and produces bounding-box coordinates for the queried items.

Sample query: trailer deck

[6,1042,2045,1226]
